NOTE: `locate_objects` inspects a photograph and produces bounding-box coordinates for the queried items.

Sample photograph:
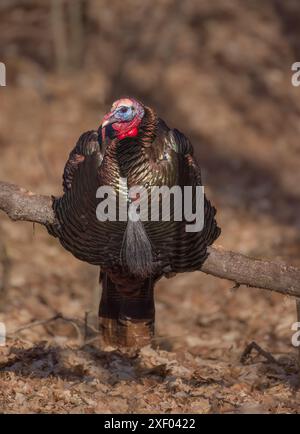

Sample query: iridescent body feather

[48,100,220,348]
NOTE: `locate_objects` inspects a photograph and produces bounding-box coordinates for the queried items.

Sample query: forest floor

[1,60,300,412]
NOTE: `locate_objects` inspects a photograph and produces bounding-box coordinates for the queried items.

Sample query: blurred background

[0,0,300,413]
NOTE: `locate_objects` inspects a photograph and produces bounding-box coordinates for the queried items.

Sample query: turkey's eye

[120,107,128,113]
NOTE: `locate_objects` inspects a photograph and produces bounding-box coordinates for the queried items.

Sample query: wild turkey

[47,97,220,349]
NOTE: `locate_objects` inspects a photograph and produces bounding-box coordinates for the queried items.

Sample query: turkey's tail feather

[98,272,155,348]
[120,218,155,278]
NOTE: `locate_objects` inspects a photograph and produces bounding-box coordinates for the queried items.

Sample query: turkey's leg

[98,272,155,348]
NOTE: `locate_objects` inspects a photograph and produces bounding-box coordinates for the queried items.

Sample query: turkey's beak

[101,112,118,128]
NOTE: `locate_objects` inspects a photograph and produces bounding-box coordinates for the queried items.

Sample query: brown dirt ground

[1,0,300,414]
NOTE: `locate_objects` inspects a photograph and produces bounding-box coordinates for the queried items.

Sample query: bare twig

[7,312,83,342]
[1,180,300,299]
[230,282,240,292]
[240,341,278,365]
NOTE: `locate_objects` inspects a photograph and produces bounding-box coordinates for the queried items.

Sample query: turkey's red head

[101,98,145,141]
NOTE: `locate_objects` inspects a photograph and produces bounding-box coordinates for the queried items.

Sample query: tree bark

[0,181,55,225]
[1,180,300,299]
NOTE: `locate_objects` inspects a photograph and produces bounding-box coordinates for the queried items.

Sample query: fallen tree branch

[203,246,300,298]
[0,181,55,225]
[1,180,300,299]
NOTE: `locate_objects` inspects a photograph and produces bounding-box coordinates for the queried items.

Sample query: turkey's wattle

[47,98,221,349]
